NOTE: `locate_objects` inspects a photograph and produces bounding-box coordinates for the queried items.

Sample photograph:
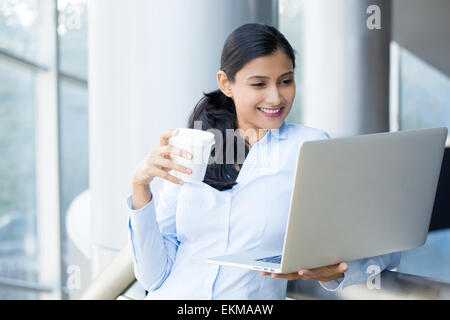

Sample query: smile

[257,107,284,117]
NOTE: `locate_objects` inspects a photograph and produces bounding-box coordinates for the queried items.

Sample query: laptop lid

[280,127,448,272]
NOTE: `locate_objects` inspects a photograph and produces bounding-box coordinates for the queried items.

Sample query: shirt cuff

[318,276,344,292]
[127,194,154,213]
[318,251,402,292]
[127,194,157,235]
[318,259,360,292]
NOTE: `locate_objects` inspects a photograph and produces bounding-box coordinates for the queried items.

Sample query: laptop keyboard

[255,255,282,264]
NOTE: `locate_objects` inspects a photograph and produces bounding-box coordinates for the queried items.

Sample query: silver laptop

[206,127,448,274]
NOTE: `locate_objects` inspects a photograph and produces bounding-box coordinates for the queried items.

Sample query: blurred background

[0,0,449,300]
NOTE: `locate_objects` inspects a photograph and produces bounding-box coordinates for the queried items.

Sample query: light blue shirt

[126,121,401,299]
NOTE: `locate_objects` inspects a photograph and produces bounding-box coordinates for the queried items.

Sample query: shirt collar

[269,121,288,140]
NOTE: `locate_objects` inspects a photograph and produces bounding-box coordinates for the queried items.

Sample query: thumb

[338,262,348,273]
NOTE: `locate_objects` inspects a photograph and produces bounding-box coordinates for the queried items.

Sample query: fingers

[157,130,193,161]
[261,262,348,282]
[310,262,347,276]
[298,262,347,281]
[148,166,185,185]
[297,269,314,279]
[338,262,348,273]
[158,144,192,160]
[159,129,179,146]
[133,129,192,186]
[260,271,302,281]
[150,155,192,175]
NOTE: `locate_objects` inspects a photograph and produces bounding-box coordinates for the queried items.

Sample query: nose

[266,85,282,107]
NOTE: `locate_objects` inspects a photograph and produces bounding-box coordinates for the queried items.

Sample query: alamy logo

[192,120,281,168]
[66,265,81,291]
[366,265,381,290]
[366,5,381,30]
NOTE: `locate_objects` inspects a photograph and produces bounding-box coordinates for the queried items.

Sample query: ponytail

[188,89,250,191]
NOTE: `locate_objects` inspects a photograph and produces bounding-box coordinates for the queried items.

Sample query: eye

[251,83,265,87]
[250,79,293,88]
[281,79,293,85]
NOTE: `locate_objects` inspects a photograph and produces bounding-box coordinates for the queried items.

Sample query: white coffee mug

[168,128,215,183]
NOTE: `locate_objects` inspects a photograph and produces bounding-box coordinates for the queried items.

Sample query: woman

[127,23,401,299]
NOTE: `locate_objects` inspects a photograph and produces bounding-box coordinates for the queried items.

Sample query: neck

[236,127,269,148]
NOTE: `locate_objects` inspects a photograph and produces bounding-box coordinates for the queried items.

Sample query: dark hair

[188,23,296,191]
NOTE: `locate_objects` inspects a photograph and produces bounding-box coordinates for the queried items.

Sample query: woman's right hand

[132,129,193,186]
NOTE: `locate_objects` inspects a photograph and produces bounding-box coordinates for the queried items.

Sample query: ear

[217,70,233,98]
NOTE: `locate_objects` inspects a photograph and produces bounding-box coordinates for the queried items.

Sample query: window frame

[0,0,89,299]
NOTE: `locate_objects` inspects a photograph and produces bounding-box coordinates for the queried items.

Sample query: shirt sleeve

[127,180,181,291]
[318,251,402,292]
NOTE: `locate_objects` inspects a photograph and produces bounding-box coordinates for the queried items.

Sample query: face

[217,49,295,144]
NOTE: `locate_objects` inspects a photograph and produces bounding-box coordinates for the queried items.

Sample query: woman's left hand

[260,261,348,282]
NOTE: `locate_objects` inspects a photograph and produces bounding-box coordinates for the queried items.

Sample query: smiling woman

[229,52,295,124]
[128,22,401,300]
[187,23,297,191]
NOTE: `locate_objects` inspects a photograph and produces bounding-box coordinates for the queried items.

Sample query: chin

[265,117,286,127]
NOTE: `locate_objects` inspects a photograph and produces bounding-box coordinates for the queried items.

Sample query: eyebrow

[246,71,294,80]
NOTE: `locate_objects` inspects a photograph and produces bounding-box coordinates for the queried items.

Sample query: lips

[257,106,284,117]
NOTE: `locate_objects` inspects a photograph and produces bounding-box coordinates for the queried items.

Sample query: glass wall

[0,59,39,299]
[394,46,450,283]
[279,0,305,125]
[399,48,450,134]
[0,0,52,300]
[0,0,88,299]
[57,0,89,300]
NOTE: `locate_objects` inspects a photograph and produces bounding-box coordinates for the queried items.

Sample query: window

[0,60,39,299]
[0,0,88,299]
[0,0,53,66]
[59,79,89,299]
[0,0,54,300]
[279,0,305,124]
[58,0,89,300]
[392,44,450,283]
[398,48,450,136]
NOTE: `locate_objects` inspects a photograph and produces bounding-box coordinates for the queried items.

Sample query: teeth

[259,107,281,114]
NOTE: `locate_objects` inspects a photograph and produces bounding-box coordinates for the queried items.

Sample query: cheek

[234,90,262,113]
[283,85,296,103]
